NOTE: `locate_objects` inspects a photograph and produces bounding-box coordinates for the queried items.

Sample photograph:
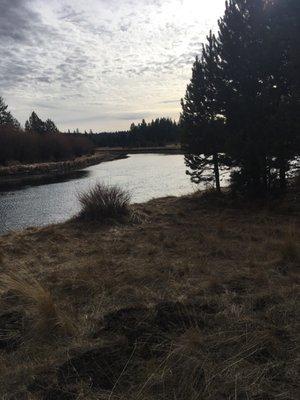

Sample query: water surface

[0,154,197,234]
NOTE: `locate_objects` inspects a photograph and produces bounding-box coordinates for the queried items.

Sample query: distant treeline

[0,99,94,165]
[1,96,180,165]
[89,118,180,148]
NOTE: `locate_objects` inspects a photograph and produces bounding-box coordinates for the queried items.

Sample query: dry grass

[280,226,299,262]
[0,189,299,399]
[77,182,131,222]
[0,271,75,339]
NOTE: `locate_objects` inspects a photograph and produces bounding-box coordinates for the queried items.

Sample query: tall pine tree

[25,111,46,134]
[217,0,271,193]
[264,0,300,189]
[0,97,20,128]
[181,32,225,192]
[217,0,299,193]
[45,118,59,133]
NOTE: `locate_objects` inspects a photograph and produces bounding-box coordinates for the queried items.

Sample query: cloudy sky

[1,0,225,132]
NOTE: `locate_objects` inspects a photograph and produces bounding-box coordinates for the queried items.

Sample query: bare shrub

[77,183,131,222]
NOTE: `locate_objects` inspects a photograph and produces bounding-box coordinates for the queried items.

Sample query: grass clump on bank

[0,271,75,340]
[77,182,131,222]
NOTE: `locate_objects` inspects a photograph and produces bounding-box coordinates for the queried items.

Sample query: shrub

[78,183,131,222]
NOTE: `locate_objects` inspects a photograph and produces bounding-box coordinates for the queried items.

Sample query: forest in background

[0,96,180,165]
[0,102,94,165]
[88,118,180,148]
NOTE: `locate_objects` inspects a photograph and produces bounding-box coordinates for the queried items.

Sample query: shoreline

[96,145,183,154]
[0,146,182,190]
[0,151,126,190]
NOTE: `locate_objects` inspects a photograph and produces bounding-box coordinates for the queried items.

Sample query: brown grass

[279,226,299,262]
[0,271,75,338]
[0,189,299,399]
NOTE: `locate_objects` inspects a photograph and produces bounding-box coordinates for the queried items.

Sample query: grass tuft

[77,182,131,222]
[0,272,74,338]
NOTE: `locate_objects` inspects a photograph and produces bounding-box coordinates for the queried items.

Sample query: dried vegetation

[0,186,299,399]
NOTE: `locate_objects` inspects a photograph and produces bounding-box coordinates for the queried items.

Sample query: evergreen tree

[264,0,300,189]
[217,0,299,193]
[44,118,59,133]
[90,119,180,148]
[181,0,299,195]
[25,111,46,134]
[181,32,225,192]
[217,0,271,193]
[0,97,20,127]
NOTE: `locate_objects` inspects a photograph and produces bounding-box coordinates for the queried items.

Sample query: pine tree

[25,111,46,134]
[265,0,300,189]
[180,32,225,192]
[0,97,20,127]
[217,0,299,193]
[44,118,59,133]
[217,0,271,193]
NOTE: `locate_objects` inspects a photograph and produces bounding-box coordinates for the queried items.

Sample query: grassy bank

[0,189,299,399]
[0,150,126,189]
[96,144,183,154]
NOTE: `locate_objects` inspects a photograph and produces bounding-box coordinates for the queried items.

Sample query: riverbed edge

[0,151,127,189]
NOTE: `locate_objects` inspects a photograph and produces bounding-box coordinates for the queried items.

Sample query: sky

[0,0,225,132]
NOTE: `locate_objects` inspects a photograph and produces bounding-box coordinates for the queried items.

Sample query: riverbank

[0,150,126,190]
[96,144,183,154]
[0,146,182,190]
[0,189,299,399]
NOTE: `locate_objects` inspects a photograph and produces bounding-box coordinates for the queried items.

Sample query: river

[0,154,202,234]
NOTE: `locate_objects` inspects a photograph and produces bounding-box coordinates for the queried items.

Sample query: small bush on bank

[78,183,131,222]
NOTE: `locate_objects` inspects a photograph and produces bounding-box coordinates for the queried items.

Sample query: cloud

[160,99,180,104]
[116,112,154,120]
[0,0,59,45]
[0,0,225,131]
[59,111,153,124]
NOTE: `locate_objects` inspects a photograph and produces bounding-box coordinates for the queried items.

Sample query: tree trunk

[279,164,286,191]
[213,153,221,193]
[263,155,271,193]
